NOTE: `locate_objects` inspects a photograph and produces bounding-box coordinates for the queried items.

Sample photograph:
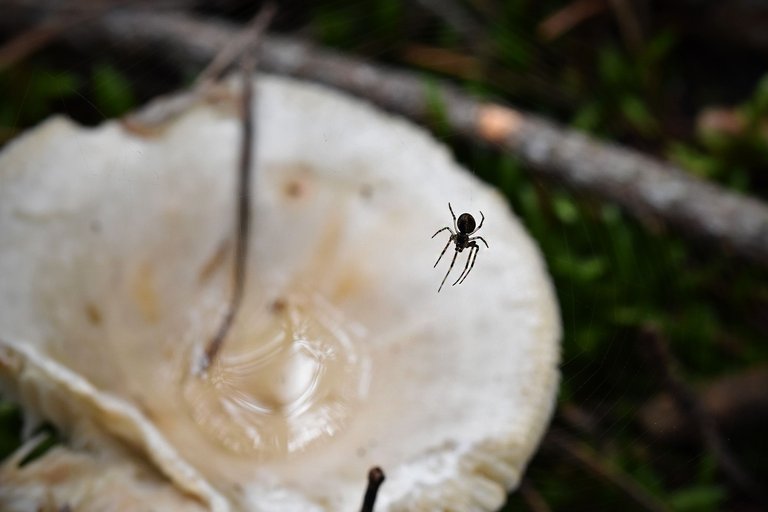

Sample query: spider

[432,203,489,292]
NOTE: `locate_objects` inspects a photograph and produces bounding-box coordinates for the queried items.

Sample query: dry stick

[0,0,198,68]
[400,45,575,109]
[194,5,276,88]
[546,429,670,512]
[0,15,84,69]
[608,0,645,52]
[538,0,608,41]
[640,326,768,506]
[121,6,275,134]
[60,10,768,268]
[360,467,386,512]
[200,4,275,372]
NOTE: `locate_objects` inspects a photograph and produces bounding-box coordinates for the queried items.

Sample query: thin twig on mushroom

[200,4,276,372]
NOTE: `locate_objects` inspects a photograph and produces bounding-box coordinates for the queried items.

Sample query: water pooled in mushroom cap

[184,292,369,457]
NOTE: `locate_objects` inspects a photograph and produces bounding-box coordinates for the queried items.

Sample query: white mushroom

[0,75,560,511]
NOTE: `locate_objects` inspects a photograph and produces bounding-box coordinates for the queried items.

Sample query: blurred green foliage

[91,63,137,118]
[0,402,22,461]
[0,64,79,141]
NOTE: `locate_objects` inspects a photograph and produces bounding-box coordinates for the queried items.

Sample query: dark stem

[200,4,275,372]
[360,466,385,512]
[194,4,276,87]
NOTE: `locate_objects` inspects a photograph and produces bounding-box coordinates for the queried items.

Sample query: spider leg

[431,226,452,239]
[452,247,474,286]
[434,236,453,267]
[472,211,485,234]
[448,202,457,230]
[470,235,489,248]
[438,249,459,292]
[458,243,480,285]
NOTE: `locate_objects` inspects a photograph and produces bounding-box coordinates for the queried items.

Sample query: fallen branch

[0,1,194,69]
[3,6,768,267]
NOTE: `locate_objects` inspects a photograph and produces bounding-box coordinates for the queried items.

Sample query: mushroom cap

[0,75,560,511]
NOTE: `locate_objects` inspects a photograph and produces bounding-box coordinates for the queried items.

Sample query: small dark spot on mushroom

[284,179,306,199]
[270,298,288,314]
[356,447,367,458]
[360,184,373,199]
[89,220,101,233]
[85,303,102,326]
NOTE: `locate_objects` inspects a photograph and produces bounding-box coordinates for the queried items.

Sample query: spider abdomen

[457,213,476,234]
